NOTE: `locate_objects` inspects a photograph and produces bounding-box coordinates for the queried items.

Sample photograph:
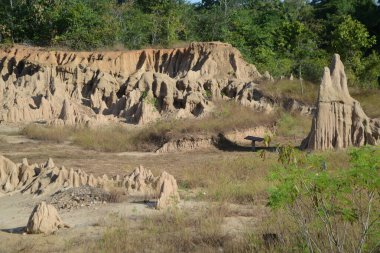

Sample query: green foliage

[144,96,159,109]
[1,0,380,87]
[120,7,153,49]
[332,15,376,55]
[53,0,120,49]
[276,144,299,166]
[263,135,271,148]
[269,146,380,252]
[204,89,212,100]
[358,51,380,88]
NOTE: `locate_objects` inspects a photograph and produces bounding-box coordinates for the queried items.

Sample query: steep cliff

[301,54,380,150]
[0,42,270,125]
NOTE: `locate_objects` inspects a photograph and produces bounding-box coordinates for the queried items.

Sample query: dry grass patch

[21,101,277,152]
[138,100,277,139]
[231,210,308,253]
[76,205,229,253]
[21,124,73,143]
[350,88,380,118]
[72,127,144,152]
[65,203,308,253]
[275,112,312,139]
[259,79,319,105]
[179,153,277,204]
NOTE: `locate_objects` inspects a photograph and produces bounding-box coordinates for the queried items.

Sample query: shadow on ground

[214,134,278,152]
[1,226,26,234]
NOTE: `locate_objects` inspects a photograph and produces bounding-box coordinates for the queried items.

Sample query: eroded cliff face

[0,42,271,125]
[301,54,380,150]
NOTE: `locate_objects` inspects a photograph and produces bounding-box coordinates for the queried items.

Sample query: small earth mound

[48,185,113,210]
[26,201,68,234]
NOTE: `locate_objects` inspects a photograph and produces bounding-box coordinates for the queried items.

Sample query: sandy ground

[0,124,268,253]
[0,193,267,253]
[0,192,176,253]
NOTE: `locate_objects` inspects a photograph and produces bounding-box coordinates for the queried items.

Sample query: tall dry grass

[350,88,380,118]
[259,79,319,105]
[275,112,312,139]
[21,101,277,152]
[21,124,73,143]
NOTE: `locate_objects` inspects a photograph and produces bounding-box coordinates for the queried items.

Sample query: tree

[120,6,153,49]
[52,0,120,49]
[331,15,376,85]
[332,15,376,59]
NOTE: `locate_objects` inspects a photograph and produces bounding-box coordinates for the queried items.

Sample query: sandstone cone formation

[0,42,274,126]
[301,54,380,150]
[155,171,180,209]
[121,165,155,194]
[26,201,67,234]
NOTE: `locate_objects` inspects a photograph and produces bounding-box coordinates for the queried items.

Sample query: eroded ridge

[0,42,274,126]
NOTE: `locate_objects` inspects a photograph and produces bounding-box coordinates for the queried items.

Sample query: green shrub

[269,146,380,253]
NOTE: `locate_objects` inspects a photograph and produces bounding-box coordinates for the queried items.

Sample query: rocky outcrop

[155,136,215,153]
[121,165,155,194]
[119,166,180,208]
[0,42,269,126]
[26,201,68,234]
[301,54,380,150]
[0,156,106,195]
[0,155,179,209]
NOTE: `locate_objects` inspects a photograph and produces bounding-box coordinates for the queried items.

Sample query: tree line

[1,0,379,87]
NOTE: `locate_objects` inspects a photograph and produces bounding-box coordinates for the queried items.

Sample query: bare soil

[0,124,269,253]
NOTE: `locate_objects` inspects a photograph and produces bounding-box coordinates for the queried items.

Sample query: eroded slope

[0,42,272,125]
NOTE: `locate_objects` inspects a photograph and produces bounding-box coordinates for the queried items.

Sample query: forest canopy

[0,0,379,87]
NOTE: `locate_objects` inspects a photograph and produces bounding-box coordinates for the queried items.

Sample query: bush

[269,146,380,253]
